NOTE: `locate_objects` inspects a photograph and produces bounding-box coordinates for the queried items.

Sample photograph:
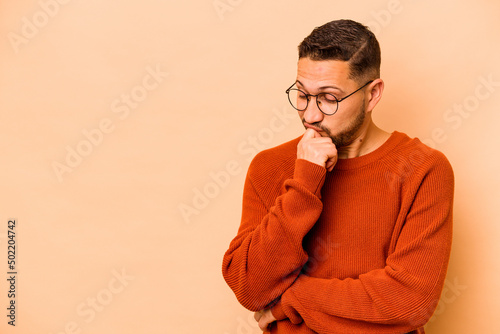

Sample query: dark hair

[298,19,381,82]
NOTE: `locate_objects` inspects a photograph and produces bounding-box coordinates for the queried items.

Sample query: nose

[302,97,324,124]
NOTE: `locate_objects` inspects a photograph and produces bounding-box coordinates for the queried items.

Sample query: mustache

[302,120,328,133]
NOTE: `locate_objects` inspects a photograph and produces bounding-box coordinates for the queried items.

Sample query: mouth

[303,122,324,133]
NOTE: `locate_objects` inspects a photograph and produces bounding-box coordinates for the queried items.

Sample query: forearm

[222,159,326,311]
[271,157,454,332]
[272,258,450,333]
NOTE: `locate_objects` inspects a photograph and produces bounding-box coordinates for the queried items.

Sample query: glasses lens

[317,93,338,115]
[287,89,308,111]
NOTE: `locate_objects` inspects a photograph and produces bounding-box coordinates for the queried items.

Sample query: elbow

[222,258,267,312]
[235,290,269,312]
[223,263,287,311]
[396,296,443,329]
[402,275,458,328]
[407,307,437,329]
[222,270,274,312]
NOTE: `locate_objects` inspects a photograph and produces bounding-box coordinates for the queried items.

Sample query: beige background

[0,0,499,333]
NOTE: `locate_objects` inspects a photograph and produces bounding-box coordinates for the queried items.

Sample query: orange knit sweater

[222,131,454,334]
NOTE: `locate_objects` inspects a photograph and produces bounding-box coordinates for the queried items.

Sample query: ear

[366,79,384,113]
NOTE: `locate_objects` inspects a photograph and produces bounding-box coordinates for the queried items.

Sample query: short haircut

[298,19,381,82]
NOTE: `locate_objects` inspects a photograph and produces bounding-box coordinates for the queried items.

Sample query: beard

[303,102,366,148]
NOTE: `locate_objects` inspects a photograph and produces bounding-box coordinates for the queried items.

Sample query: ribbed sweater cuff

[273,291,303,324]
[271,300,287,321]
[293,159,326,197]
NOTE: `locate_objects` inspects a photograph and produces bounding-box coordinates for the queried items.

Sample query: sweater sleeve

[222,156,327,311]
[271,154,454,333]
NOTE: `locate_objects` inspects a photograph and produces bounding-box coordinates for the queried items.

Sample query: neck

[337,121,391,159]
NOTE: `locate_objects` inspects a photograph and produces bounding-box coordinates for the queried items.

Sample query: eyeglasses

[285,80,373,116]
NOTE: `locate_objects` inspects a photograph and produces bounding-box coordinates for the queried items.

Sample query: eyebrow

[296,80,344,94]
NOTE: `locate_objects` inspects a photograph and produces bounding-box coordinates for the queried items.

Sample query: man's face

[296,57,369,148]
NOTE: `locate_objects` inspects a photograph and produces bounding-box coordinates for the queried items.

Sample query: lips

[303,123,324,132]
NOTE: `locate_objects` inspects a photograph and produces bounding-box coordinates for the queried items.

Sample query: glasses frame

[285,80,374,116]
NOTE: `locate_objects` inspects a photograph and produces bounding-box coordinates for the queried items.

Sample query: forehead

[297,58,352,89]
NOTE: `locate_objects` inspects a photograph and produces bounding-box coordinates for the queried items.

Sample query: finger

[312,129,322,138]
[257,312,267,331]
[302,128,319,139]
[326,160,335,172]
[258,319,270,331]
[325,148,338,172]
[258,310,275,331]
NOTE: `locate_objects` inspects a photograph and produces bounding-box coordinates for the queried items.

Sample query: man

[222,19,453,334]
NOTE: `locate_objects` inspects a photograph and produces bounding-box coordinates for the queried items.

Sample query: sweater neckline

[333,131,407,170]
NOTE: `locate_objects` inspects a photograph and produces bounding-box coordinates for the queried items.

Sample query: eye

[297,91,308,100]
[323,94,337,103]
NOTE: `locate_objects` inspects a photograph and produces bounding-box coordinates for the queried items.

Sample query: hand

[297,128,338,172]
[254,309,276,332]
